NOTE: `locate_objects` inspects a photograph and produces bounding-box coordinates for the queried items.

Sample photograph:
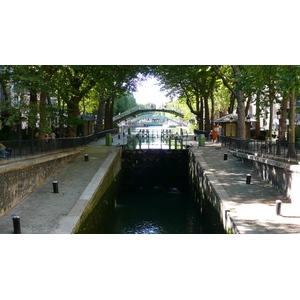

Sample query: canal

[78,148,225,234]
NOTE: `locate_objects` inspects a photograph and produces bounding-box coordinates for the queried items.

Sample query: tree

[212,65,246,139]
[114,92,137,115]
[93,66,145,132]
[153,65,217,132]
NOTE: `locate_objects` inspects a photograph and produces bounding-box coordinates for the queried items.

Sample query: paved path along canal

[191,142,300,233]
[0,139,121,234]
[1,134,300,234]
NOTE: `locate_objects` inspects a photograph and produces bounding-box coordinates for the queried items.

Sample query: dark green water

[78,173,225,234]
[103,184,203,234]
[78,149,225,234]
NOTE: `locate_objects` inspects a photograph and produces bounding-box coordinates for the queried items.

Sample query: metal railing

[218,135,300,163]
[1,128,119,160]
[113,104,184,122]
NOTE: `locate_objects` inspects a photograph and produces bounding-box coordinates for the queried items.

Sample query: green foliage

[2,65,300,140]
[114,92,137,115]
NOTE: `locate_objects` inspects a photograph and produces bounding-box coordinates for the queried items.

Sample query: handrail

[113,105,184,122]
[1,128,118,161]
[218,135,300,163]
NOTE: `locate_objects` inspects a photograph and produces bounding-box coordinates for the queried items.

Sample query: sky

[133,77,171,107]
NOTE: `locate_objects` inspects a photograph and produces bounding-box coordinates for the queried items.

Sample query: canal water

[78,126,225,234]
[103,178,203,234]
[78,150,225,234]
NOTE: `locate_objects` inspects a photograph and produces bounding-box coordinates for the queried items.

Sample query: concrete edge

[53,151,119,234]
[192,150,240,234]
[0,148,84,174]
[230,150,300,172]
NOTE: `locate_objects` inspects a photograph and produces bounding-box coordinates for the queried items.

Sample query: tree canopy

[1,65,299,144]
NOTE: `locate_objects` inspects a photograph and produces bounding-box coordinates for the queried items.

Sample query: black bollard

[12,216,21,234]
[53,181,59,193]
[224,153,228,160]
[246,174,251,184]
[85,154,89,161]
[276,200,282,215]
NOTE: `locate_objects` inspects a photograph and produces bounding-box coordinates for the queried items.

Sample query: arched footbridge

[113,105,184,123]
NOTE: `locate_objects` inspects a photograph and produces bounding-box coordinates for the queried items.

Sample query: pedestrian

[51,131,56,139]
[0,141,8,157]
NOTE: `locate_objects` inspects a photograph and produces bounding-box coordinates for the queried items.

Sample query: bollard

[12,216,21,234]
[85,154,89,161]
[53,181,59,193]
[224,153,228,160]
[246,174,251,184]
[198,134,205,147]
[105,133,112,146]
[276,200,282,215]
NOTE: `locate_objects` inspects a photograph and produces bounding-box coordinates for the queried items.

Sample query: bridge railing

[113,105,184,122]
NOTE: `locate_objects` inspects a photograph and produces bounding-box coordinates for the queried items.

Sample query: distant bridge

[113,104,184,123]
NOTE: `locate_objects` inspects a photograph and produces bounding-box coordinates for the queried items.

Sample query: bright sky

[133,77,170,107]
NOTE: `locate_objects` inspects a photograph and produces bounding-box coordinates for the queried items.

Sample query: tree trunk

[104,98,111,130]
[255,92,261,138]
[232,66,246,139]
[210,89,215,131]
[108,98,115,129]
[268,100,274,141]
[28,89,38,139]
[245,94,251,116]
[236,90,246,139]
[67,97,81,137]
[288,87,296,158]
[39,92,47,139]
[279,99,288,141]
[96,94,106,133]
[204,95,210,133]
[57,94,65,137]
[199,97,204,130]
[228,93,235,114]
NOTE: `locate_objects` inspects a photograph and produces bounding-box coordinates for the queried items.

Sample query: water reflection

[123,221,163,234]
[104,186,203,234]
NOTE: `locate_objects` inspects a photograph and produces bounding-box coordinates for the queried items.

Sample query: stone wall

[70,149,122,233]
[231,151,300,204]
[188,150,239,234]
[0,150,82,218]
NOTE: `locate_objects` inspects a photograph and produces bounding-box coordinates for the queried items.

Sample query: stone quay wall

[0,149,82,218]
[70,149,122,233]
[188,150,239,234]
[231,151,300,205]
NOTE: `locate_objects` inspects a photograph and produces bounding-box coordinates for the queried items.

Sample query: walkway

[190,141,300,233]
[0,138,122,234]
[1,133,300,233]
